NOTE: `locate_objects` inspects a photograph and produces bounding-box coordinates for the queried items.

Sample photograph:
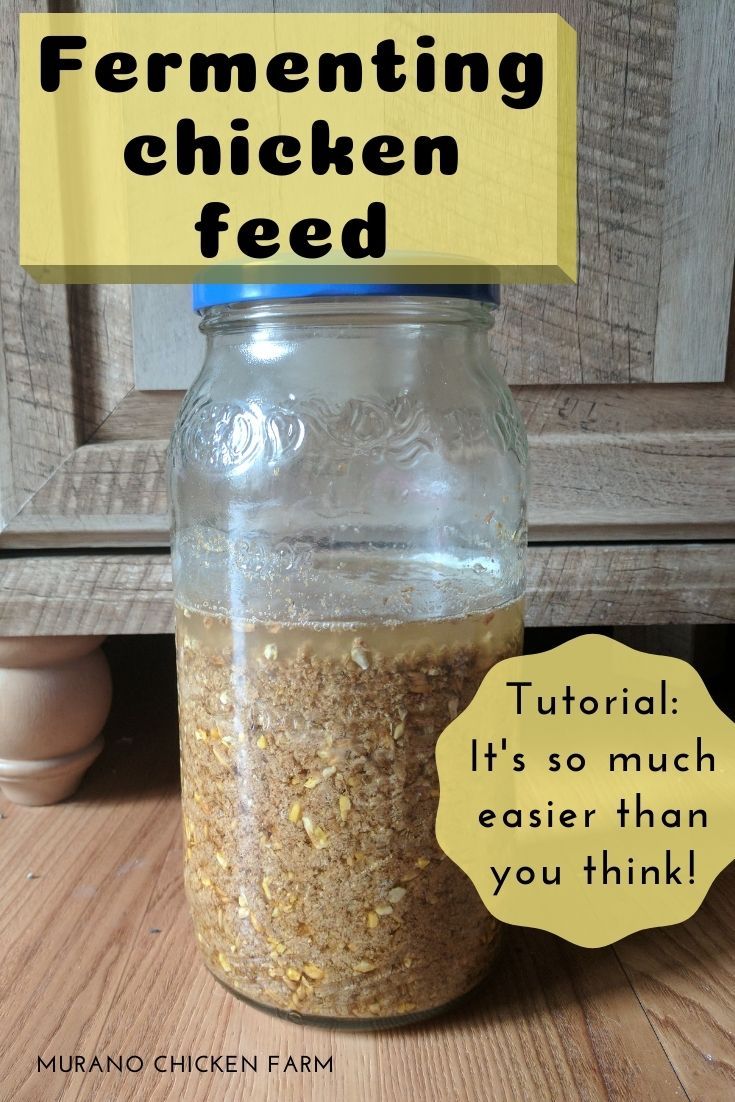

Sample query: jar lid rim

[192,283,500,312]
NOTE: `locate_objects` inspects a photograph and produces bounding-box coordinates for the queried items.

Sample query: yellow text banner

[20,12,576,283]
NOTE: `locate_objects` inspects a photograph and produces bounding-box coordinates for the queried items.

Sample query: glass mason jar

[169,283,527,1028]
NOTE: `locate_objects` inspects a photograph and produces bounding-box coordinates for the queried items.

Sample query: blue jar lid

[192,283,500,312]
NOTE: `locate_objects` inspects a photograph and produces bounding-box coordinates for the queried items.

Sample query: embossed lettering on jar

[169,284,528,1028]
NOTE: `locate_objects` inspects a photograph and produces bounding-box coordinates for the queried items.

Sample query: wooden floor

[1,635,734,1102]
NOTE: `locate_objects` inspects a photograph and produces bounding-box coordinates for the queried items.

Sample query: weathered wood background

[0,0,734,633]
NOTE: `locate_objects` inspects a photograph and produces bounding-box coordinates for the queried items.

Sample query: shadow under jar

[169,283,528,1028]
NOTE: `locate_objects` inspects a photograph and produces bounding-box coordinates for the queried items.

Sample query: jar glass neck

[198,296,494,332]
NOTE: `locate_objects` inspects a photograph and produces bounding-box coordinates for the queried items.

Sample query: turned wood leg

[0,636,112,806]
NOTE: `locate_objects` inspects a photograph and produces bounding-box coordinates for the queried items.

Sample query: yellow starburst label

[435,633,735,948]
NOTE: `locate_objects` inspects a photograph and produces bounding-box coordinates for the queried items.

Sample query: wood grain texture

[654,0,735,382]
[3,0,733,549]
[88,847,688,1102]
[527,543,735,627]
[3,0,733,638]
[81,0,734,389]
[1,1,75,523]
[4,384,734,548]
[94,382,735,441]
[0,636,182,1102]
[8,633,733,1102]
[1,542,733,636]
[1,4,135,527]
[0,553,176,635]
[615,873,735,1101]
[480,0,732,385]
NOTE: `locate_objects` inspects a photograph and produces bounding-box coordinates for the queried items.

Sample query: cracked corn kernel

[366,911,379,929]
[303,775,321,789]
[218,952,232,973]
[285,966,302,982]
[288,801,302,823]
[264,644,278,661]
[256,735,267,750]
[215,852,229,870]
[302,816,328,849]
[350,644,370,669]
[302,963,324,981]
[387,886,407,904]
[261,876,272,900]
[353,960,376,973]
[374,903,393,916]
[339,795,351,822]
[416,857,430,869]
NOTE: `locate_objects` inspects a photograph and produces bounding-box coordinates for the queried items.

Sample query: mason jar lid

[193,283,500,312]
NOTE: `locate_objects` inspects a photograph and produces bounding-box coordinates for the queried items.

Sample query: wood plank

[0,635,694,1102]
[375,926,688,1102]
[527,543,735,627]
[484,0,668,384]
[490,0,733,384]
[0,553,176,636]
[4,384,734,547]
[1,1,75,523]
[654,0,735,382]
[92,389,183,442]
[85,840,687,1102]
[0,441,171,548]
[93,383,735,443]
[614,865,735,1101]
[0,543,733,635]
[0,634,181,1102]
[0,3,134,530]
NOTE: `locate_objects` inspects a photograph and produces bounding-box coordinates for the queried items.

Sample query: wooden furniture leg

[0,637,112,806]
